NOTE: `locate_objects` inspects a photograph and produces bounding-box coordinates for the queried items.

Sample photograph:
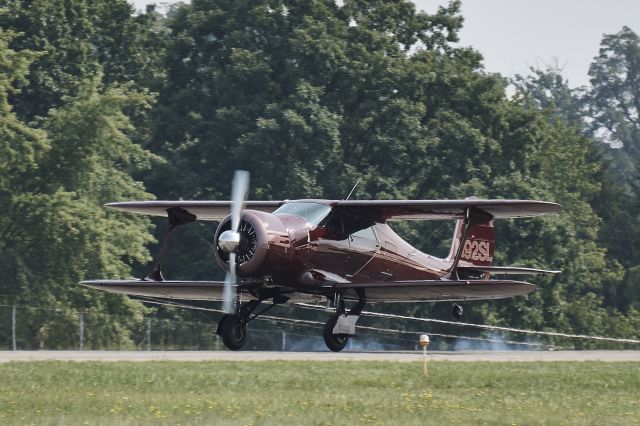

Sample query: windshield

[273,202,332,226]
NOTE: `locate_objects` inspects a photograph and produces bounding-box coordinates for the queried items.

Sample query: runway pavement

[0,350,639,362]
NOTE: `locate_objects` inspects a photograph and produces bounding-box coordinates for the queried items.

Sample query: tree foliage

[0,0,166,119]
[506,27,640,333]
[0,25,157,348]
[588,27,640,157]
[0,0,639,347]
[511,66,586,130]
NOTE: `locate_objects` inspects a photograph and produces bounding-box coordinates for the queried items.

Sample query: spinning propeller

[217,170,250,313]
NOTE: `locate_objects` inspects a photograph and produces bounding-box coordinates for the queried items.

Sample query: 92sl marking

[461,240,493,262]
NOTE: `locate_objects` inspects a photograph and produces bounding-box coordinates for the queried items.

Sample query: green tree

[511,66,586,131]
[504,29,640,327]
[587,26,640,186]
[141,0,638,346]
[0,29,158,347]
[583,26,640,312]
[0,0,167,120]
[2,0,636,347]
[150,0,464,199]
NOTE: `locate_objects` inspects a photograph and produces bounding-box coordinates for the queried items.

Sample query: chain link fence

[5,302,630,351]
[0,304,420,351]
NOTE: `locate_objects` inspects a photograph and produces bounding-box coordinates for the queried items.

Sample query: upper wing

[105,201,283,221]
[332,199,561,221]
[334,279,536,302]
[105,199,559,222]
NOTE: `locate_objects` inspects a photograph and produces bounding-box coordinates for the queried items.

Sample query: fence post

[11,305,16,351]
[146,318,151,351]
[79,312,84,350]
[281,330,287,351]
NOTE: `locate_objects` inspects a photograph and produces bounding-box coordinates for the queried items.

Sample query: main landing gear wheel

[219,314,247,351]
[323,313,349,352]
[452,303,464,319]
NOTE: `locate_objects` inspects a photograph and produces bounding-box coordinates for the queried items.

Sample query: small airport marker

[419,334,430,376]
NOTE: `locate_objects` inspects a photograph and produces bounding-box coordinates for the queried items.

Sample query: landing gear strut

[323,313,349,352]
[452,303,464,319]
[218,314,246,350]
[322,293,366,352]
[216,290,289,351]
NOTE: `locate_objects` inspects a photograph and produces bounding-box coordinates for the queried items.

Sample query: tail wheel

[452,303,464,319]
[220,314,247,351]
[323,313,349,352]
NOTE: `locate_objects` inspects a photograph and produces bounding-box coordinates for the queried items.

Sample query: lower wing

[78,280,323,304]
[334,279,536,302]
[81,277,536,304]
[457,266,560,275]
[80,280,233,301]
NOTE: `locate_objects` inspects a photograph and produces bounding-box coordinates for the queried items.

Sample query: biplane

[81,171,561,351]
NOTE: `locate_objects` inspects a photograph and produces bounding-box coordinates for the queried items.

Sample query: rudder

[447,214,495,267]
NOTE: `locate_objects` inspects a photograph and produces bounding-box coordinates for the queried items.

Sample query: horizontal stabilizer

[458,266,561,275]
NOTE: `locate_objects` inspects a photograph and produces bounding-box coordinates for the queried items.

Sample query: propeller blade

[223,170,249,313]
[230,170,249,232]
[222,252,237,313]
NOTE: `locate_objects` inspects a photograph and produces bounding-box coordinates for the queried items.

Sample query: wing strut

[447,207,493,280]
[145,207,197,281]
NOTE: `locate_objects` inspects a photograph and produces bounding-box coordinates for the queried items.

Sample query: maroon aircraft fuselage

[212,200,495,300]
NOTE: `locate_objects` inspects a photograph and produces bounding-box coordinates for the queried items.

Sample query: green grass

[0,361,638,425]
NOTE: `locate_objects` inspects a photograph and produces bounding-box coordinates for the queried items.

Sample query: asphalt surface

[0,350,638,362]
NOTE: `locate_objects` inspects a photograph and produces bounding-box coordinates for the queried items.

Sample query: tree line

[0,0,638,348]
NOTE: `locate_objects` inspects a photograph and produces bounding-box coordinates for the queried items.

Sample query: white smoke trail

[134,299,551,348]
[295,303,640,345]
[125,298,639,348]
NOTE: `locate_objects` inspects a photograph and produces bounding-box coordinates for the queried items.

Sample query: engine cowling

[213,210,289,277]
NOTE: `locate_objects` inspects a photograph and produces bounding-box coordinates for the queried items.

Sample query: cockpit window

[324,211,374,236]
[352,226,378,242]
[273,202,332,226]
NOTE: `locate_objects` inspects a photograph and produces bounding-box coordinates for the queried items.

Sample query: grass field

[0,360,638,425]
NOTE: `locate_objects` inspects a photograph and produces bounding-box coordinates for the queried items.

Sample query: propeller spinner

[218,170,250,313]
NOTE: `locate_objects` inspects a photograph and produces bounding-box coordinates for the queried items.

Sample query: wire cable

[295,303,640,344]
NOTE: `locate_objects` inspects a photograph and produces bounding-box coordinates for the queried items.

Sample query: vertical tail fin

[447,216,495,267]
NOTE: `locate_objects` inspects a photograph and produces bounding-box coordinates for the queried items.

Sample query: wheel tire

[216,314,231,336]
[220,314,247,351]
[452,303,464,319]
[323,313,349,352]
